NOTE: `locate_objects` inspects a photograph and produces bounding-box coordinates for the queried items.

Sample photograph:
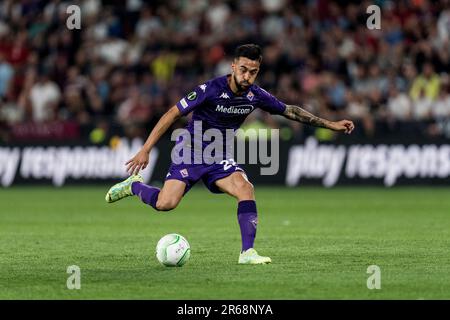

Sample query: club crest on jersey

[180,169,189,178]
[220,92,230,99]
[246,90,254,101]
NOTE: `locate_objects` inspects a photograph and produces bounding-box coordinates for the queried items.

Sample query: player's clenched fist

[125,149,149,175]
[328,120,355,134]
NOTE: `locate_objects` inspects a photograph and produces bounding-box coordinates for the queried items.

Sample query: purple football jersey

[167,75,286,192]
[176,74,286,131]
[175,75,286,157]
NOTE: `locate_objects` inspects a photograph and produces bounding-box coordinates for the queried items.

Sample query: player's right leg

[214,171,271,265]
[105,176,186,212]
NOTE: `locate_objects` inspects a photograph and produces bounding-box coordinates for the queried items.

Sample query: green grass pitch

[1,186,449,299]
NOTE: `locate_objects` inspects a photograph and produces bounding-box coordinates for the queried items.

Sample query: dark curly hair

[234,44,262,63]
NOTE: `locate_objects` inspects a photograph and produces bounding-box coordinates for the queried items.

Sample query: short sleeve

[176,82,210,116]
[257,88,286,115]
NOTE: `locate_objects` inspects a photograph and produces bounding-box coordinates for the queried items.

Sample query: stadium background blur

[1,0,449,145]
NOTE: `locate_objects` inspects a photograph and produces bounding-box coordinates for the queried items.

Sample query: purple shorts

[165,159,245,194]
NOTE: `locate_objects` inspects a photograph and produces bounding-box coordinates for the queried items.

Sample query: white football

[156,233,191,267]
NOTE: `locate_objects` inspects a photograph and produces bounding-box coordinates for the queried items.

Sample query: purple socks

[131,182,160,210]
[237,200,258,252]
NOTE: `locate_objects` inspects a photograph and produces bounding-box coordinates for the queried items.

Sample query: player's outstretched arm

[283,104,354,134]
[126,105,181,175]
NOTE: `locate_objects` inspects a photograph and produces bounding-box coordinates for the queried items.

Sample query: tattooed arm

[283,104,355,134]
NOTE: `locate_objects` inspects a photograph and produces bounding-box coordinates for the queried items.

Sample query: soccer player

[106,44,354,264]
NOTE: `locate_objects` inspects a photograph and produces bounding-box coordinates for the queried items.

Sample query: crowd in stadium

[0,0,449,142]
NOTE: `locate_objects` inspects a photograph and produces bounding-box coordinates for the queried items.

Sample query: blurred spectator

[9,31,30,66]
[135,7,163,40]
[117,87,152,125]
[412,88,433,120]
[0,52,13,97]
[324,73,346,111]
[432,90,450,120]
[345,90,374,136]
[30,71,61,122]
[29,70,61,122]
[387,86,412,121]
[206,0,231,34]
[96,36,129,65]
[61,87,89,123]
[151,50,178,84]
[409,62,441,101]
[437,9,450,45]
[432,77,450,120]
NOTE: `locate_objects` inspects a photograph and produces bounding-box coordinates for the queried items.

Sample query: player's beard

[234,74,250,92]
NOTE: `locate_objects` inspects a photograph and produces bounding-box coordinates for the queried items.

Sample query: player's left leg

[105,175,186,211]
[106,161,200,211]
[214,172,271,264]
[133,179,186,211]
